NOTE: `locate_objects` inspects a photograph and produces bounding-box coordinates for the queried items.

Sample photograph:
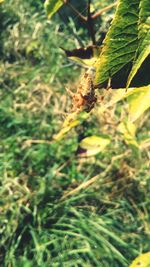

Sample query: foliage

[44,0,63,19]
[45,0,150,133]
[126,0,150,88]
[95,0,150,88]
[0,0,150,267]
[129,252,150,267]
[95,0,140,86]
[45,0,150,89]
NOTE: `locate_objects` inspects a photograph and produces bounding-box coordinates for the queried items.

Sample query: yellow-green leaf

[53,112,89,141]
[117,120,139,150]
[62,46,101,68]
[68,56,98,68]
[96,86,150,123]
[126,0,150,87]
[95,0,139,86]
[44,0,63,19]
[104,85,150,110]
[118,121,136,137]
[129,252,150,267]
[79,135,110,156]
[128,85,150,121]
[107,88,138,107]
[127,45,150,88]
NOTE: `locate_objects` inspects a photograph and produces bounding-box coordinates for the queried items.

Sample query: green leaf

[53,112,89,140]
[104,85,150,109]
[106,88,139,106]
[79,135,110,156]
[117,120,139,153]
[95,0,140,86]
[128,85,150,121]
[44,0,64,19]
[126,0,150,87]
[62,46,101,67]
[129,252,150,267]
[97,86,150,122]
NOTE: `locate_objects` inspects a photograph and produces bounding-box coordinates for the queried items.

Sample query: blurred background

[0,0,149,266]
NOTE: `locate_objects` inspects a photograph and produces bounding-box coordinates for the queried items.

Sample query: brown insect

[71,69,97,112]
[66,69,112,113]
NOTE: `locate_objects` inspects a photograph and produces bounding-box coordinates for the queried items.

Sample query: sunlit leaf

[107,88,138,106]
[127,46,150,88]
[96,86,150,123]
[126,0,150,87]
[95,0,140,86]
[90,3,95,13]
[128,85,150,121]
[44,0,64,19]
[53,112,89,141]
[107,85,150,107]
[117,120,139,151]
[68,56,98,67]
[118,121,136,137]
[129,252,150,267]
[62,46,101,67]
[79,135,110,156]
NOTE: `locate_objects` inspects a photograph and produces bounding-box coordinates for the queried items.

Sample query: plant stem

[92,2,117,19]
[87,0,96,44]
[63,0,87,22]
[61,1,117,46]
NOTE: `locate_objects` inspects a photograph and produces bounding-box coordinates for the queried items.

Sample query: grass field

[0,1,150,266]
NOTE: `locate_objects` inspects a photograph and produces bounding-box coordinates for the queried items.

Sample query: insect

[71,68,97,112]
[66,68,112,113]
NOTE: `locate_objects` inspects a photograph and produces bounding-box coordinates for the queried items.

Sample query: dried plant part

[71,68,97,113]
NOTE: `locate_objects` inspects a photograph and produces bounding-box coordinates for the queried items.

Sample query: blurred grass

[0,0,150,266]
